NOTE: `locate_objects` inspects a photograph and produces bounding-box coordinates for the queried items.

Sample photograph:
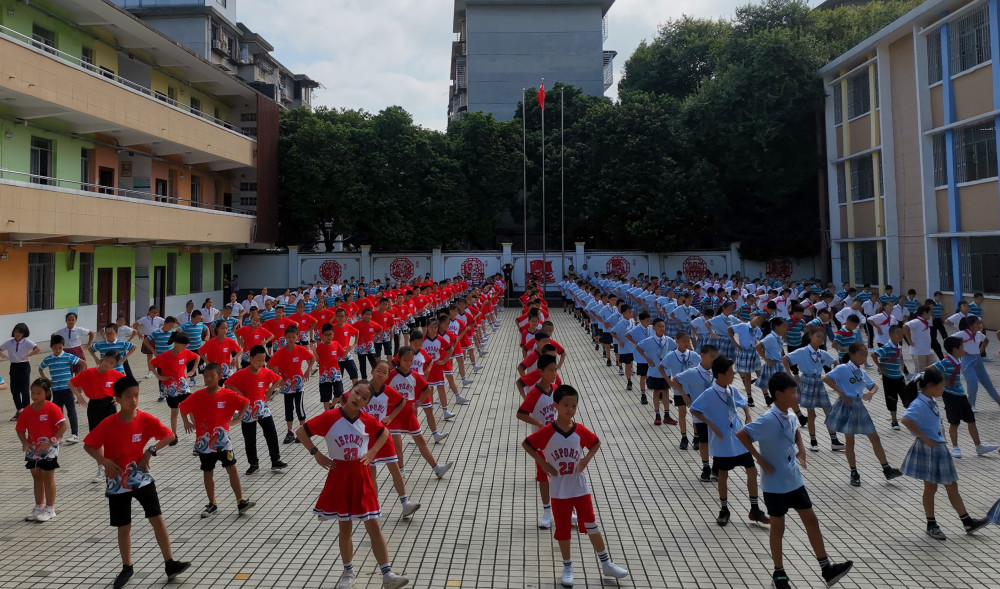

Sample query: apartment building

[0,0,280,335]
[820,0,1000,317]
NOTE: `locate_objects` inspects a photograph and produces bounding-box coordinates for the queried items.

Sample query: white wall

[372,255,432,283]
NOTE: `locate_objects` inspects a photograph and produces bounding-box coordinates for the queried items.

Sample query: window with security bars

[836,163,846,203]
[950,5,991,74]
[853,241,884,286]
[167,253,177,296]
[27,253,55,311]
[79,252,94,305]
[833,83,843,125]
[847,71,870,119]
[954,121,997,183]
[190,253,203,292]
[928,30,943,83]
[850,156,876,201]
[958,236,1000,295]
[932,134,947,187]
[938,239,954,291]
[839,243,850,284]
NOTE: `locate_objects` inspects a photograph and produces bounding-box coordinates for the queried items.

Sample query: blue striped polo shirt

[180,321,207,351]
[40,352,80,390]
[90,339,135,371]
[873,342,904,380]
[148,328,176,354]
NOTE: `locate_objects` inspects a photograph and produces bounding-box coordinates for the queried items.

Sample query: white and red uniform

[305,408,385,521]
[363,384,405,464]
[517,383,557,482]
[525,422,601,541]
[422,335,447,386]
[387,369,428,435]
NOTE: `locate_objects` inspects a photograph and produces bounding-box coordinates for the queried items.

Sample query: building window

[190,97,202,115]
[81,46,95,71]
[950,5,991,75]
[954,121,997,183]
[938,239,954,290]
[833,83,843,125]
[853,241,884,286]
[839,243,850,284]
[30,137,53,185]
[847,71,870,119]
[79,252,94,305]
[27,253,55,311]
[932,134,947,187]
[167,252,177,296]
[31,24,56,54]
[836,163,847,203]
[191,176,201,206]
[214,252,223,290]
[941,236,1000,295]
[928,30,943,83]
[240,112,257,122]
[190,253,203,292]
[81,148,92,189]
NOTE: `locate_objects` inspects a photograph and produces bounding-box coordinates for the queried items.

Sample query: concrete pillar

[360,245,372,281]
[287,246,299,289]
[575,242,585,276]
[501,243,513,267]
[133,246,151,321]
[432,248,444,281]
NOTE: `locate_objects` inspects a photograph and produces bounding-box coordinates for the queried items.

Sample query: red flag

[537,79,545,110]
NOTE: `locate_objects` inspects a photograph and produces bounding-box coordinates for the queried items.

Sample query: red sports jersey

[178,388,248,453]
[150,349,200,391]
[290,312,318,336]
[235,325,272,351]
[331,323,358,350]
[387,369,429,402]
[17,401,66,459]
[306,408,385,462]
[310,308,335,329]
[70,367,125,400]
[225,366,281,422]
[364,384,405,423]
[518,370,563,390]
[352,320,384,345]
[525,423,599,499]
[268,345,314,390]
[262,318,296,342]
[200,336,239,377]
[517,384,557,431]
[315,341,345,382]
[83,411,173,493]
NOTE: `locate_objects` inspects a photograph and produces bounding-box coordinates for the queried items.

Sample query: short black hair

[11,322,30,338]
[711,355,734,378]
[943,336,963,354]
[537,354,558,371]
[768,371,797,394]
[553,384,578,403]
[250,345,267,357]
[113,376,139,397]
[700,344,718,355]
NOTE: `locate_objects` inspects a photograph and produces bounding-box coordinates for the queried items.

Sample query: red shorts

[314,461,381,521]
[535,462,547,483]
[552,495,597,541]
[389,401,422,435]
[426,364,445,386]
[372,435,398,464]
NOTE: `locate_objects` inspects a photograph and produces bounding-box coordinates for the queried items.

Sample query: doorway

[96,268,113,328]
[98,167,115,195]
[153,266,166,312]
[116,267,132,323]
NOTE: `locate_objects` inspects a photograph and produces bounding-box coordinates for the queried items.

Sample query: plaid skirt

[736,347,760,374]
[665,320,680,338]
[825,398,876,435]
[797,374,831,410]
[713,336,735,361]
[758,361,785,393]
[901,439,957,485]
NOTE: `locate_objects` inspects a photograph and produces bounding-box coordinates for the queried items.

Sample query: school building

[0,0,302,337]
[819,0,1000,317]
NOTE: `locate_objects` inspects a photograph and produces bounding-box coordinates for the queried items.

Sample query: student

[225,346,287,475]
[235,312,273,368]
[867,301,895,348]
[39,335,82,444]
[871,325,914,430]
[16,378,67,523]
[147,317,178,399]
[729,315,763,407]
[135,306,165,379]
[199,321,240,387]
[332,309,361,385]
[70,351,125,483]
[899,367,990,541]
[423,318,460,421]
[517,354,561,529]
[669,342,712,463]
[149,333,199,440]
[267,326,316,444]
[689,356,770,527]
[832,314,862,365]
[904,306,936,372]
[353,307,385,379]
[0,322,41,421]
[89,323,138,379]
[945,301,969,331]
[757,318,788,406]
[638,320,678,423]
[784,326,842,452]
[54,311,95,364]
[387,348,453,477]
[178,364,254,518]
[522,385,629,587]
[316,324,347,411]
[294,382,410,589]
[83,376,191,589]
[406,330,448,443]
[609,304,637,391]
[957,316,999,411]
[932,336,999,459]
[628,313,656,403]
[737,372,854,589]
[823,343,903,487]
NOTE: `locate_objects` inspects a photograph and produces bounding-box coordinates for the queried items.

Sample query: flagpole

[560,87,565,279]
[522,89,528,290]
[541,78,546,295]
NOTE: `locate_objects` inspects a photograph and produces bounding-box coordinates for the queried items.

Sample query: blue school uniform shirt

[40,352,80,390]
[931,301,944,319]
[833,328,860,350]
[825,362,874,400]
[729,322,761,350]
[742,407,804,493]
[224,316,240,336]
[689,383,747,458]
[707,314,735,338]
[260,309,277,322]
[902,393,945,443]
[180,321,207,351]
[904,297,919,316]
[628,324,655,363]
[303,300,317,313]
[324,295,337,307]
[598,306,621,330]
[689,316,712,339]
[932,356,965,396]
[785,346,836,376]
[611,319,637,354]
[584,301,601,324]
[759,332,784,362]
[855,291,872,304]
[639,336,678,372]
[148,328,176,354]
[873,342,904,380]
[786,317,807,347]
[662,350,700,381]
[878,293,894,306]
[969,302,983,318]
[736,303,754,322]
[90,339,134,372]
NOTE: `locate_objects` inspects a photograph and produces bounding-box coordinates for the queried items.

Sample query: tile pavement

[1,309,1000,588]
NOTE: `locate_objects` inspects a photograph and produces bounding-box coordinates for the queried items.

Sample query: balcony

[0,169,256,246]
[0,25,255,170]
[603,50,617,92]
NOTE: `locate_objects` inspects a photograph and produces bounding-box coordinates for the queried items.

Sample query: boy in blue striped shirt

[870,326,912,431]
[180,312,208,387]
[89,323,137,377]
[39,335,83,443]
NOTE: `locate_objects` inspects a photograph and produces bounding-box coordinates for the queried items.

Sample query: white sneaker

[336,569,356,589]
[398,467,407,476]
[92,465,105,484]
[480,349,489,356]
[64,434,80,445]
[433,431,449,444]
[144,371,153,380]
[381,572,409,589]
[35,506,54,523]
[953,446,963,458]
[472,364,482,373]
[401,501,421,518]
[601,561,629,579]
[984,356,994,363]
[24,506,42,522]
[976,443,998,455]
[434,462,453,479]
[618,367,625,376]
[455,394,471,405]
[972,404,978,412]
[561,565,574,587]
[538,510,553,529]
[443,409,456,420]
[571,513,578,525]
[461,377,472,387]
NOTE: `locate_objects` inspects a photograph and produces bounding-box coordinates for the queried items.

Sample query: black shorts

[25,458,59,471]
[636,363,649,377]
[165,393,190,409]
[647,376,668,390]
[108,483,162,527]
[943,393,975,425]
[763,485,813,518]
[619,353,634,365]
[694,422,708,443]
[599,333,613,345]
[673,394,686,407]
[339,359,359,380]
[319,381,344,403]
[712,452,755,474]
[198,450,237,471]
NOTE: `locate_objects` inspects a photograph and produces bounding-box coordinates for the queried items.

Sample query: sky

[237,0,819,131]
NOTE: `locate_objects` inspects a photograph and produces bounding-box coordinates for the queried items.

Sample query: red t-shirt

[310,308,335,329]
[518,370,563,390]
[331,323,358,350]
[290,312,318,336]
[200,337,239,367]
[371,310,395,331]
[315,341,345,380]
[352,320,384,345]
[16,401,66,459]
[225,366,281,423]
[268,345,314,389]
[178,388,248,453]
[83,411,173,493]
[262,317,295,340]
[150,349,200,388]
[70,367,125,400]
[235,325,272,352]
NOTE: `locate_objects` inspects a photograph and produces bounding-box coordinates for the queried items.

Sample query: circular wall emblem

[461,258,486,283]
[766,258,793,278]
[606,256,631,277]
[319,260,342,284]
[390,257,415,283]
[682,256,708,280]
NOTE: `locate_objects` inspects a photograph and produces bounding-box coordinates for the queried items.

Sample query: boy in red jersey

[352,307,385,379]
[267,325,315,444]
[517,354,560,529]
[289,300,318,345]
[523,385,629,587]
[178,364,253,518]
[516,345,562,399]
[332,308,360,385]
[315,324,346,410]
[149,333,199,442]
[70,351,125,483]
[235,312,273,368]
[84,376,191,589]
[261,305,295,352]
[199,321,240,386]
[295,382,410,589]
[225,346,286,475]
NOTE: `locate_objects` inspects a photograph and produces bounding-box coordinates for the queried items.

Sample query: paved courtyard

[2,309,1000,588]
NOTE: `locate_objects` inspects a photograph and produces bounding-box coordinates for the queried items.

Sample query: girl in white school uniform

[900,367,989,540]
